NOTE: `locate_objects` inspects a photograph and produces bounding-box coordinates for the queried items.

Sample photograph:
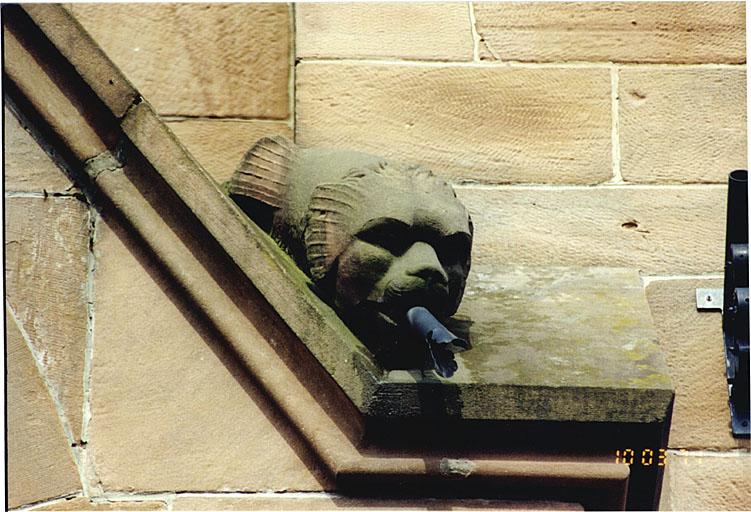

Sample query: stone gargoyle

[226,136,473,377]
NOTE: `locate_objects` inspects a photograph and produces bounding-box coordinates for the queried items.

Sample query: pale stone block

[660,451,751,510]
[173,495,583,510]
[166,119,292,184]
[296,62,611,185]
[646,279,750,450]
[474,2,746,63]
[619,68,747,183]
[70,4,290,118]
[5,197,90,441]
[296,3,472,61]
[459,186,725,275]
[4,107,73,193]
[7,309,81,508]
[88,220,326,492]
[33,497,166,510]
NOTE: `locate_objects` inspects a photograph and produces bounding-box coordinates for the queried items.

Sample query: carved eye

[358,228,408,255]
[436,233,471,267]
[356,218,411,256]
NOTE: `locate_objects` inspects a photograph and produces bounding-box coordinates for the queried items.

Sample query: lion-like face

[335,216,472,328]
[304,163,472,361]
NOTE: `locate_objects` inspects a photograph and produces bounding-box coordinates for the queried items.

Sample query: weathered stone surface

[296,3,472,61]
[70,4,290,118]
[296,62,611,185]
[173,495,583,510]
[5,197,90,441]
[365,265,672,423]
[474,2,746,63]
[660,451,751,510]
[88,220,326,492]
[619,68,747,183]
[646,279,750,450]
[166,119,292,184]
[33,497,166,511]
[4,107,73,192]
[419,265,672,423]
[7,308,81,509]
[459,186,725,275]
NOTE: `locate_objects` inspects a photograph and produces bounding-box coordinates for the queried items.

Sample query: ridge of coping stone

[8,5,631,505]
[22,4,139,119]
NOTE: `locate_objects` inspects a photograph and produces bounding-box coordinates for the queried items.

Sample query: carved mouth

[364,295,447,332]
[366,282,450,326]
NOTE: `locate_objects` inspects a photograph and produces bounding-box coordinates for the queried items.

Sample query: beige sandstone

[7,308,81,508]
[33,497,166,511]
[660,451,751,510]
[88,219,326,492]
[296,3,472,61]
[167,119,292,184]
[458,186,725,275]
[4,107,73,193]
[173,495,583,510]
[5,197,90,441]
[619,68,747,183]
[70,4,290,119]
[646,279,750,451]
[474,2,746,63]
[296,62,611,185]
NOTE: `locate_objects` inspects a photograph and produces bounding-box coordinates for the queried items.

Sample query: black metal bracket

[722,170,749,437]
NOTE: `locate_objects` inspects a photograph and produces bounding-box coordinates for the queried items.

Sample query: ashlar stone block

[646,279,750,450]
[7,308,81,508]
[166,119,292,184]
[4,107,73,193]
[296,62,611,185]
[619,68,747,184]
[5,196,90,441]
[88,219,326,492]
[474,2,746,63]
[296,3,473,61]
[660,451,751,510]
[459,186,726,275]
[70,3,291,118]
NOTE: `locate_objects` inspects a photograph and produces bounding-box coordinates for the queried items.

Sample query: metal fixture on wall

[696,169,749,438]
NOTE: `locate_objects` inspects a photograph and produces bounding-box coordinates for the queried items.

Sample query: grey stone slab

[369,265,674,423]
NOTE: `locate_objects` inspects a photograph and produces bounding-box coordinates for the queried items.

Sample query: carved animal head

[227,137,473,362]
[306,162,473,333]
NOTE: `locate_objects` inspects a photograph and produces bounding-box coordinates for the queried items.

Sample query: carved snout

[380,241,451,315]
[403,241,449,288]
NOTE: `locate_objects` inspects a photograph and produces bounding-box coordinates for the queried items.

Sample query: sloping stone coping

[4,5,678,508]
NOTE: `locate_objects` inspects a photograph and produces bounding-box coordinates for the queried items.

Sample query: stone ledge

[336,265,674,424]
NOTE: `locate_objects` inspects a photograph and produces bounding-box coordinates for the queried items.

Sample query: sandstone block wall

[5,3,749,510]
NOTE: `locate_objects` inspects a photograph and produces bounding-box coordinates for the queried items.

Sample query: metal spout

[405,306,470,378]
